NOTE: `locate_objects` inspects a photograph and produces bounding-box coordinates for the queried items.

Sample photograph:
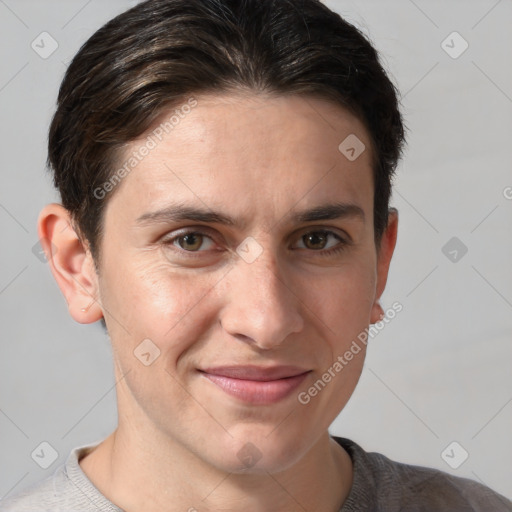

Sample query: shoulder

[0,462,70,511]
[0,444,121,512]
[333,436,512,511]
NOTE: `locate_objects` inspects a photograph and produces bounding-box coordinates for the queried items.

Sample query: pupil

[181,234,201,250]
[306,232,326,249]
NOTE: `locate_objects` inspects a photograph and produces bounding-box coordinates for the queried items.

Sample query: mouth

[198,365,311,405]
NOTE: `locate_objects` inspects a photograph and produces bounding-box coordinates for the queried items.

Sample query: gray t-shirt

[1,436,511,511]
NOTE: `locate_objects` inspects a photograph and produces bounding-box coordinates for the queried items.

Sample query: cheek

[99,257,221,363]
[301,255,377,343]
[294,263,374,428]
[99,259,224,432]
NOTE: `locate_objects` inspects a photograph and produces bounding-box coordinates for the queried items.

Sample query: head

[40,0,405,473]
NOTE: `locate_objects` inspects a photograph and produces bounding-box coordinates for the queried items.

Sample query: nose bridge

[219,246,304,348]
[244,250,287,311]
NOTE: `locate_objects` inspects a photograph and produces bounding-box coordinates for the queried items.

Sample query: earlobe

[370,300,385,324]
[370,208,398,324]
[37,203,103,324]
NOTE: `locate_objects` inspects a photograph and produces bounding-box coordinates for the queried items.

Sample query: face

[85,92,393,473]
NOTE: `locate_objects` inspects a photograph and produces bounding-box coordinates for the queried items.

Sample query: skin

[39,91,398,512]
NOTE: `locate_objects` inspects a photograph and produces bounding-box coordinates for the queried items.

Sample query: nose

[218,248,304,350]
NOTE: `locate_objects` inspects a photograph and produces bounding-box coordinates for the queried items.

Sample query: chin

[207,426,311,475]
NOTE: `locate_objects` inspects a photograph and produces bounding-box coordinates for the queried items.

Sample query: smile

[198,366,311,405]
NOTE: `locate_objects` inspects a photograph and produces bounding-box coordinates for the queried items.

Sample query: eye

[161,228,349,259]
[295,230,347,254]
[165,231,216,252]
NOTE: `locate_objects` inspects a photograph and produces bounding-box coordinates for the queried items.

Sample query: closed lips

[198,366,311,404]
[199,365,310,380]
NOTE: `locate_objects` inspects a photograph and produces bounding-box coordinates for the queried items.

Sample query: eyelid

[161,225,351,257]
[291,229,350,254]
[161,227,218,247]
[292,225,351,244]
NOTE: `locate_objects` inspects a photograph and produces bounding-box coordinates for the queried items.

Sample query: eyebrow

[135,201,365,228]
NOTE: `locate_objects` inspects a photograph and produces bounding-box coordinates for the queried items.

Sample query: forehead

[106,92,374,227]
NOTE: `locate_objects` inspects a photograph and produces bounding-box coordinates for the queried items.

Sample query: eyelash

[161,229,350,258]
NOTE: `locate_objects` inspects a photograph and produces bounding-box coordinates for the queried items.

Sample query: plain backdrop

[0,0,511,501]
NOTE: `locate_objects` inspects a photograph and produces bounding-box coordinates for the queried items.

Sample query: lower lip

[201,371,310,405]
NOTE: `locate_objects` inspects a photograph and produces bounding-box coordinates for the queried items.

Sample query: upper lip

[199,365,310,381]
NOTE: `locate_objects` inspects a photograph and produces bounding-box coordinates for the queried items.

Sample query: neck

[80,425,353,512]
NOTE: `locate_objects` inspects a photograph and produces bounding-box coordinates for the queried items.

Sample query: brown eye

[162,229,218,258]
[177,233,205,251]
[303,232,329,250]
[295,230,348,255]
[302,231,341,251]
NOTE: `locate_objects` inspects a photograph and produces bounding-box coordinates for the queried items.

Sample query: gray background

[1,0,511,501]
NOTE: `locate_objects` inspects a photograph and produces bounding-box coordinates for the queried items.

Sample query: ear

[37,203,103,324]
[370,208,398,324]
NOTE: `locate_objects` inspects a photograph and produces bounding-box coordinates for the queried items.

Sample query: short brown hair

[48,0,406,263]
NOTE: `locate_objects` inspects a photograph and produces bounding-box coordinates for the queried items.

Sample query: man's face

[95,92,386,472]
